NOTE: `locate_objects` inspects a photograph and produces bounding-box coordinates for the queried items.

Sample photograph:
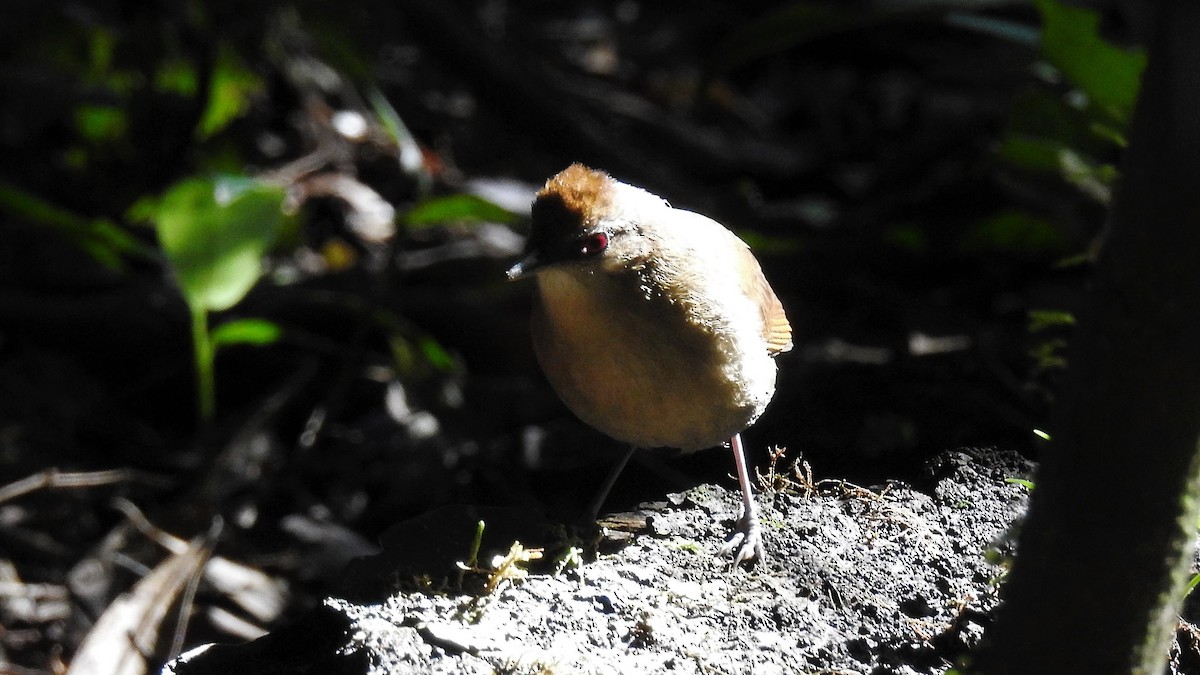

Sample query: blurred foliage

[959,210,1067,255]
[1007,0,1143,393]
[715,0,1143,262]
[405,194,520,228]
[1027,309,1076,390]
[150,176,290,313]
[0,181,154,270]
[196,44,264,139]
[0,0,1149,431]
[1035,0,1145,126]
[0,2,519,425]
[210,317,284,348]
[146,175,291,420]
[1027,309,1076,333]
[999,0,1145,209]
[708,0,1145,424]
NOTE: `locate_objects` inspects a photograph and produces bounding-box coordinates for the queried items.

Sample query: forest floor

[166,447,1200,674]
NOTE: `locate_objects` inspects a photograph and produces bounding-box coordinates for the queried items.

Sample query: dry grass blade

[114,498,286,624]
[0,468,166,505]
[66,525,218,675]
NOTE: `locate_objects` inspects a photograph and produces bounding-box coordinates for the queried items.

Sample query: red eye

[580,232,609,257]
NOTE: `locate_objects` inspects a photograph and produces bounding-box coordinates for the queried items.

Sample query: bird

[507,163,792,565]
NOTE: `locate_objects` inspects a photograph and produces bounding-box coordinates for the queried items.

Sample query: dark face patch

[528,193,585,254]
[519,164,616,271]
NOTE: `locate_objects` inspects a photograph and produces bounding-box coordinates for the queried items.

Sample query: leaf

[418,336,455,371]
[1186,573,1200,598]
[154,175,288,312]
[0,182,152,269]
[74,104,127,142]
[155,58,199,96]
[197,45,264,139]
[882,224,928,253]
[368,88,429,184]
[1004,88,1110,155]
[1028,309,1076,333]
[959,210,1067,255]
[1056,146,1115,204]
[996,134,1116,202]
[1005,477,1037,490]
[736,230,805,255]
[210,318,282,348]
[404,194,518,228]
[67,533,214,675]
[996,134,1068,174]
[1035,0,1146,124]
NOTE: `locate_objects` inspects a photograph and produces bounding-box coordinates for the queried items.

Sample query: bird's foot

[719,504,764,567]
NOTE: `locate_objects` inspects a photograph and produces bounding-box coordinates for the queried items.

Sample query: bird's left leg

[719,432,764,566]
[585,444,636,521]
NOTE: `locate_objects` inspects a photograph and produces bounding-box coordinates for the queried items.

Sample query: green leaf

[1003,88,1111,156]
[736,230,805,255]
[996,135,1115,202]
[1029,337,1069,370]
[367,88,427,179]
[0,181,152,269]
[959,210,1068,255]
[1185,573,1200,598]
[1035,0,1147,124]
[404,194,518,228]
[996,134,1068,174]
[1089,121,1128,148]
[1028,309,1076,333]
[197,45,264,139]
[74,104,127,142]
[211,318,283,348]
[1005,477,1036,491]
[1056,147,1115,204]
[155,58,199,96]
[418,336,455,371]
[154,175,288,312]
[0,181,93,230]
[882,224,929,253]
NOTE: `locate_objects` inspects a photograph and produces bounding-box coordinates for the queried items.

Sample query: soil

[169,447,1036,674]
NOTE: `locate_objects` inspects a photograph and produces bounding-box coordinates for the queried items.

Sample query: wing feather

[735,244,793,356]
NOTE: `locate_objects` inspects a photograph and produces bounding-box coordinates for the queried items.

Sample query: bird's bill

[505,251,543,280]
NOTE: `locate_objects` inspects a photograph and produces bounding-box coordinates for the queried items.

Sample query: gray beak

[506,251,542,280]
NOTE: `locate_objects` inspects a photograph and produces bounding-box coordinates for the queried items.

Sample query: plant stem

[191,304,215,421]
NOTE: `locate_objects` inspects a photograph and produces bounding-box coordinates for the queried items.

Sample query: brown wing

[736,243,793,356]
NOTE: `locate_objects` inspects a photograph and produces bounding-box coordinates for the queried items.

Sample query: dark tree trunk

[976,1,1200,673]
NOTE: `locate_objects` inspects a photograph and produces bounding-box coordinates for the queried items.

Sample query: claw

[720,500,765,565]
[719,433,765,567]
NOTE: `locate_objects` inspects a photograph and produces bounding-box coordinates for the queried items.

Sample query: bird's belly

[532,274,773,451]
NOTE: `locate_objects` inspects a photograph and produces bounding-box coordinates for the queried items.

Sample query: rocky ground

[167,447,1044,674]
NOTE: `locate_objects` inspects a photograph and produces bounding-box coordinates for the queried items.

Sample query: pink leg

[719,433,764,565]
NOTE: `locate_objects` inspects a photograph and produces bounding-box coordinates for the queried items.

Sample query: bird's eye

[580,232,609,257]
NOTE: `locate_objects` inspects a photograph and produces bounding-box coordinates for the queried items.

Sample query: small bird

[507,164,792,565]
